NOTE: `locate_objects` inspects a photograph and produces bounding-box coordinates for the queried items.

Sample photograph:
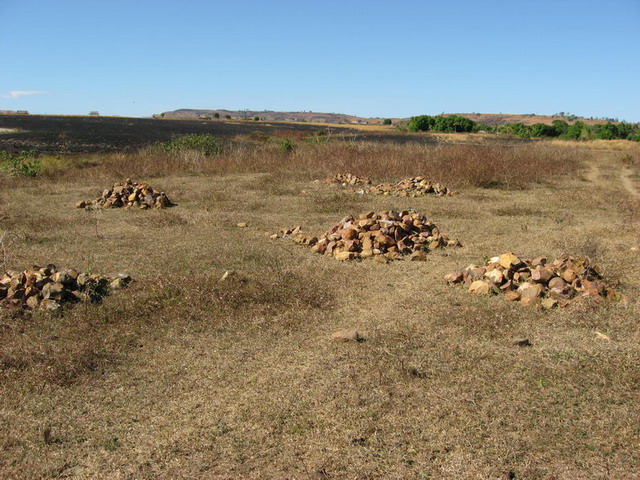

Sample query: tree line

[407,115,640,141]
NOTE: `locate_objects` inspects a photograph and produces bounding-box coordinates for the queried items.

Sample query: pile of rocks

[0,265,132,312]
[367,177,453,197]
[327,173,372,187]
[275,210,461,262]
[76,179,172,210]
[445,253,619,308]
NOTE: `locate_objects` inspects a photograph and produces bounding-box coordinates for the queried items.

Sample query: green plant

[382,118,392,125]
[0,150,41,177]
[160,134,224,156]
[279,138,296,153]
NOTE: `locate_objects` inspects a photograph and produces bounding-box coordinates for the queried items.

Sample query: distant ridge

[157,109,620,126]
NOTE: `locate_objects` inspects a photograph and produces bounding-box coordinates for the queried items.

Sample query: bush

[382,118,392,125]
[0,150,41,177]
[279,138,296,153]
[161,134,224,156]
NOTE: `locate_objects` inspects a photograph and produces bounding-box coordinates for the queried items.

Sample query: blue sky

[1,0,639,121]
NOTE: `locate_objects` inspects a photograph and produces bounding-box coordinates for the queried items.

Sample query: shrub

[160,134,224,156]
[0,150,41,177]
[382,118,392,125]
[279,138,296,153]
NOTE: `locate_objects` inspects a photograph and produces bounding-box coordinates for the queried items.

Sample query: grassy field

[1,134,639,479]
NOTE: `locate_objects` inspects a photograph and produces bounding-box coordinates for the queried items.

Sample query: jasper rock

[562,269,577,283]
[531,267,554,284]
[40,299,61,312]
[445,271,464,284]
[331,329,362,343]
[410,251,427,261]
[499,253,523,270]
[334,251,353,261]
[518,282,543,299]
[548,277,566,290]
[485,269,504,285]
[469,280,491,295]
[26,296,40,309]
[504,291,521,302]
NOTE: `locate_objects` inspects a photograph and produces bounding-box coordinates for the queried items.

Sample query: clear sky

[1,0,639,121]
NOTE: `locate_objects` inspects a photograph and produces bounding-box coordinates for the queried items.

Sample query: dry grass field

[1,137,639,479]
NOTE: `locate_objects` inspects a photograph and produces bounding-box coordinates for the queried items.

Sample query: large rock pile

[0,265,132,312]
[367,177,453,197]
[327,173,372,187]
[76,179,172,210]
[276,210,461,262]
[445,253,620,307]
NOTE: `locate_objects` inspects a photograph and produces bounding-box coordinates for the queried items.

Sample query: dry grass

[31,139,582,192]
[0,139,639,479]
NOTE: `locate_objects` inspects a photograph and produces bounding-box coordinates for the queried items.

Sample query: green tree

[406,115,434,132]
[214,112,220,119]
[382,118,392,125]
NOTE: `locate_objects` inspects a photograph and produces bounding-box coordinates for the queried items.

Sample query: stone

[518,282,543,298]
[75,200,87,208]
[40,299,61,312]
[236,222,248,228]
[331,329,362,343]
[562,269,577,283]
[531,267,554,284]
[548,277,566,290]
[335,251,353,261]
[485,269,504,285]
[469,280,491,295]
[514,338,532,347]
[499,253,523,270]
[541,298,558,309]
[504,291,521,302]
[445,271,464,284]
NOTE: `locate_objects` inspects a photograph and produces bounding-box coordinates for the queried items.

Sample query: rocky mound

[326,173,372,187]
[367,177,452,197]
[76,179,172,210]
[445,253,620,307]
[0,265,132,312]
[276,210,461,262]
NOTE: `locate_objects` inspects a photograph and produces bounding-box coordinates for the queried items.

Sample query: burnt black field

[0,114,536,155]
[0,114,431,154]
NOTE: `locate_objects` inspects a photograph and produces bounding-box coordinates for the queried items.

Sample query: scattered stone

[77,179,173,210]
[273,210,461,262]
[367,176,453,197]
[514,338,532,347]
[446,253,619,308]
[331,329,362,343]
[0,266,132,312]
[326,173,371,187]
[328,173,453,196]
[236,222,248,228]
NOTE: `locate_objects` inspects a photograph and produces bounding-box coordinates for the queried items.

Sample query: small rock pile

[445,253,619,308]
[76,179,172,210]
[0,265,132,312]
[367,177,453,197]
[275,210,461,262]
[327,173,372,187]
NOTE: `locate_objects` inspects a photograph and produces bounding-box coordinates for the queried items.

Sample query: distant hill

[157,109,620,126]
[157,109,378,125]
